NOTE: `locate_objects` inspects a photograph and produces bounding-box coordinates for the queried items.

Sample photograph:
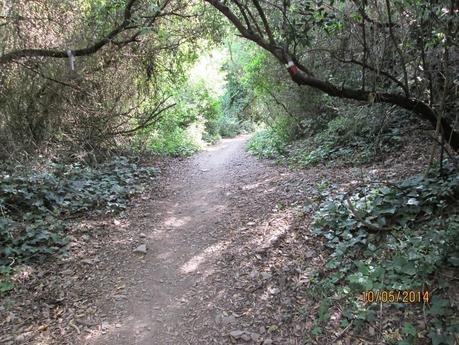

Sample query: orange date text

[361,290,429,303]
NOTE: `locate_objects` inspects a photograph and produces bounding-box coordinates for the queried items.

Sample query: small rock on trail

[133,244,147,254]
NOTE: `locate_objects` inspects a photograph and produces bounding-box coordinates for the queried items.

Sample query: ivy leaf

[407,198,420,206]
[402,322,417,337]
[447,256,459,267]
[0,281,13,294]
[428,297,451,316]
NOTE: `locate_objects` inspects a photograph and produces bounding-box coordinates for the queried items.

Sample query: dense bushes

[306,164,459,344]
[130,45,260,156]
[246,116,299,158]
[0,0,221,159]
[143,125,202,157]
[246,128,286,159]
[247,104,410,166]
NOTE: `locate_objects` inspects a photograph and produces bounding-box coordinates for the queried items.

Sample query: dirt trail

[86,135,297,344]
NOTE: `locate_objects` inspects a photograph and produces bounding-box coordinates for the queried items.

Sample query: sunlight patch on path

[163,216,190,228]
[180,241,227,274]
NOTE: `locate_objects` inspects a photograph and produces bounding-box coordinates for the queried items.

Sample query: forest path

[85,134,308,345]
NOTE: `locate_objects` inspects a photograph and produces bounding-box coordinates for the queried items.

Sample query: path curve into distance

[85,135,313,345]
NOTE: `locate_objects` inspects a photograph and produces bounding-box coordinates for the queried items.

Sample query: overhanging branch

[204,0,459,151]
[0,0,152,65]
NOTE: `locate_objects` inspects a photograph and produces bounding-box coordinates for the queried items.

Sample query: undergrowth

[246,127,288,159]
[306,164,459,344]
[145,126,201,157]
[247,106,409,167]
[246,115,301,158]
[0,157,157,294]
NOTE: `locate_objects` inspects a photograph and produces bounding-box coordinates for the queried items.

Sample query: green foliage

[216,114,254,138]
[134,45,260,155]
[145,126,201,157]
[0,266,13,294]
[246,115,300,158]
[135,78,220,155]
[0,0,219,158]
[0,157,157,268]
[215,40,266,138]
[246,129,286,159]
[248,104,408,167]
[202,94,222,144]
[217,115,242,138]
[309,164,459,342]
[291,106,406,167]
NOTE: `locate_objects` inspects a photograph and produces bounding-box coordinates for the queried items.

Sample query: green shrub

[271,115,301,142]
[279,105,408,167]
[246,128,288,158]
[218,115,241,138]
[309,164,459,343]
[203,116,222,144]
[146,127,200,157]
[246,115,300,158]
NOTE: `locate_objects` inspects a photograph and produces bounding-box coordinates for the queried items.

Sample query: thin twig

[345,197,392,233]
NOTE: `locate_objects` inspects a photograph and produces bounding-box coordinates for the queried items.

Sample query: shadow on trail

[83,134,319,345]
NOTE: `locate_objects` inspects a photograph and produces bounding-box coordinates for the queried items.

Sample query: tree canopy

[1,0,457,154]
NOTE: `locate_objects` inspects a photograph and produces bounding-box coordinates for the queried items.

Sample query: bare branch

[110,103,176,136]
[336,57,409,94]
[232,0,254,34]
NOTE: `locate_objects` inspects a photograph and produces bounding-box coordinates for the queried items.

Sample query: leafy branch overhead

[1,1,457,150]
[0,0,172,64]
[204,0,459,150]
